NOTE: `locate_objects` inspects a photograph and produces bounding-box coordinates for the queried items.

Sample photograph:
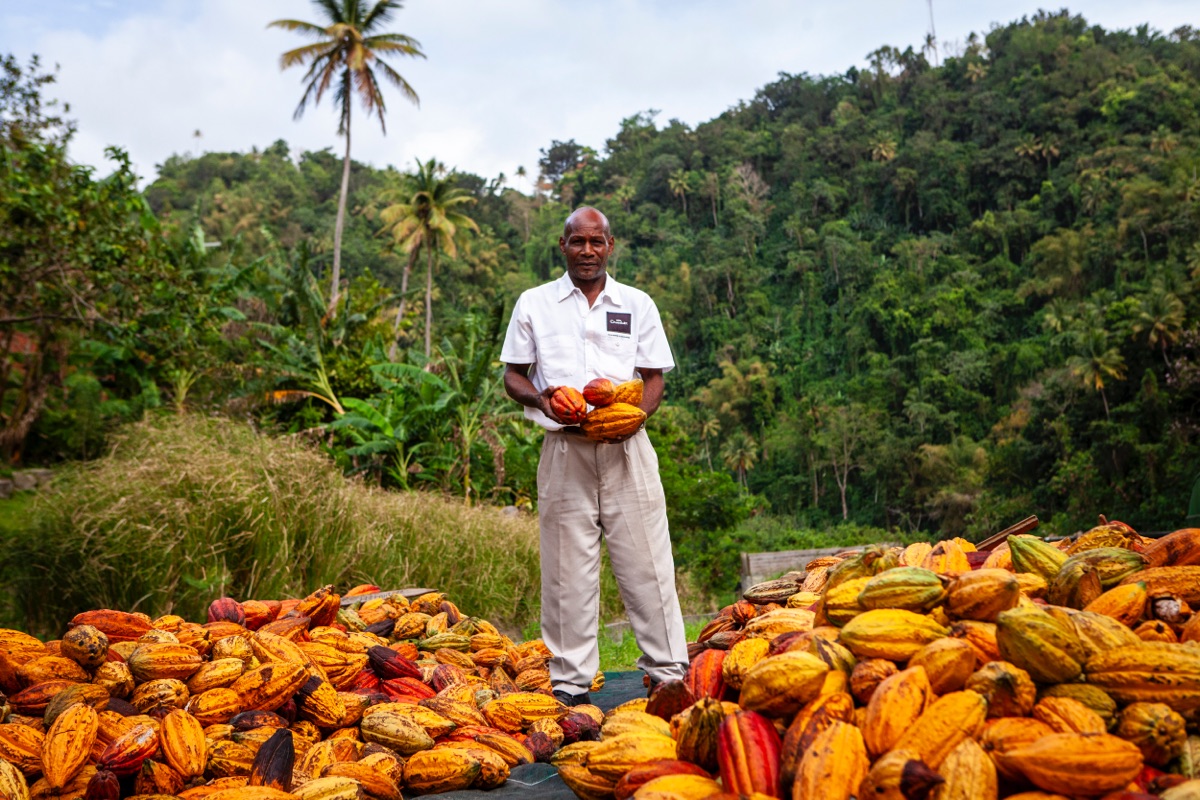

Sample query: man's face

[559,212,614,285]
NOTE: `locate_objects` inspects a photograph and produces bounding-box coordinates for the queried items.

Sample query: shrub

[0,415,559,636]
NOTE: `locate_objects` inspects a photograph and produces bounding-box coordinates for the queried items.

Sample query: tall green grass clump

[0,415,554,636]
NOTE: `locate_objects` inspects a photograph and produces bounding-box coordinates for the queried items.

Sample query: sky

[1,1,1197,186]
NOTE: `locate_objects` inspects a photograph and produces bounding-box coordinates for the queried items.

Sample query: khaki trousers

[537,428,689,694]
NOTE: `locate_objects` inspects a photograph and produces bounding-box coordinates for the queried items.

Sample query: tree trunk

[424,245,436,359]
[330,107,353,318]
[389,246,421,360]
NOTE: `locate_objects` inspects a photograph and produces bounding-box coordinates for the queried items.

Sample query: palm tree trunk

[389,246,420,360]
[424,245,435,358]
[330,106,352,318]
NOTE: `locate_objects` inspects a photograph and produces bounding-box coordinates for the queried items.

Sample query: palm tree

[721,430,759,489]
[270,0,425,317]
[668,169,689,216]
[379,158,480,358]
[1067,328,1127,419]
[1133,281,1186,371]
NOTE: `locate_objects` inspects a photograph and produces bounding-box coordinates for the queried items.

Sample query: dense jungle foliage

[5,11,1200,591]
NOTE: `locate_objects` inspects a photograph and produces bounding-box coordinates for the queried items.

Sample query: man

[500,206,689,706]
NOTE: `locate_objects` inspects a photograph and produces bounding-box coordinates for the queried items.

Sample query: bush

[0,415,571,637]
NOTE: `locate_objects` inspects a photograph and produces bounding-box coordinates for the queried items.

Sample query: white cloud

[2,0,1197,184]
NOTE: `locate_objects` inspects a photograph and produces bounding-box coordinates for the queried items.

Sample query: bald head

[563,206,611,238]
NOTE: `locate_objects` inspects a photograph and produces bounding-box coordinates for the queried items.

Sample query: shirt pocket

[537,333,578,382]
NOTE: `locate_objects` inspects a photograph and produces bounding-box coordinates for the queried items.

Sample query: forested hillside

[7,12,1200,573]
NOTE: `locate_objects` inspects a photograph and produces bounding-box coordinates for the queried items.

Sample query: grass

[0,415,721,640]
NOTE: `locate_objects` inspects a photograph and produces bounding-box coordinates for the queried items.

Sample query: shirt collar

[554,270,625,306]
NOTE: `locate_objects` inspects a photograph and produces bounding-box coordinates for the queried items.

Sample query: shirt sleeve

[636,297,675,373]
[500,292,536,365]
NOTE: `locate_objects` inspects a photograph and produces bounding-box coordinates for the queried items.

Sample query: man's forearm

[639,369,665,418]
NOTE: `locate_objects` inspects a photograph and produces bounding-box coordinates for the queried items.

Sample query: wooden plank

[977,515,1040,551]
[740,544,899,588]
[338,588,437,607]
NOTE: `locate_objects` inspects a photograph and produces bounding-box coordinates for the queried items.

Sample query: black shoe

[645,678,662,698]
[553,689,592,707]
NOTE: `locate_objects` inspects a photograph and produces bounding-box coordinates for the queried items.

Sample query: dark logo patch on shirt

[607,312,632,335]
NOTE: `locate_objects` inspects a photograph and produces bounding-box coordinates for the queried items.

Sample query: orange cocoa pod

[133,758,185,796]
[18,655,89,685]
[780,692,854,788]
[185,688,243,726]
[717,710,780,797]
[0,722,45,777]
[909,638,976,695]
[69,610,152,644]
[893,690,988,769]
[613,760,712,800]
[946,569,1021,622]
[935,737,998,800]
[849,658,897,705]
[9,679,75,716]
[58,625,108,671]
[994,732,1143,797]
[978,716,1057,782]
[793,719,869,800]
[160,708,207,779]
[1142,528,1200,567]
[41,702,97,790]
[582,378,616,407]
[858,748,943,800]
[295,585,341,629]
[1119,566,1200,605]
[1115,702,1186,767]
[230,662,309,713]
[580,402,645,441]
[126,643,204,683]
[1085,582,1148,626]
[549,386,587,424]
[1133,620,1179,643]
[965,661,1036,718]
[863,666,931,758]
[1032,696,1107,735]
[402,747,482,794]
[948,620,1001,667]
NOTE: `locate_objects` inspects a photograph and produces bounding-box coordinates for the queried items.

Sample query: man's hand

[504,364,575,425]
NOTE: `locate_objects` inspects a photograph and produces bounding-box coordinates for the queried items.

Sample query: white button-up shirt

[501,271,675,430]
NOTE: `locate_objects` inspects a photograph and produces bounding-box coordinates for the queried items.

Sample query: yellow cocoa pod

[1083,581,1147,626]
[1085,641,1200,710]
[480,691,566,733]
[1063,608,1143,659]
[358,708,435,754]
[125,643,203,683]
[584,732,677,781]
[821,576,873,627]
[611,379,644,406]
[721,638,770,691]
[0,758,29,800]
[634,773,724,799]
[1037,683,1117,727]
[290,776,362,800]
[743,608,815,639]
[977,716,1057,783]
[580,402,646,442]
[556,763,617,800]
[600,710,672,740]
[738,651,829,718]
[837,609,949,661]
[995,606,1086,684]
[857,567,947,614]
[901,542,933,567]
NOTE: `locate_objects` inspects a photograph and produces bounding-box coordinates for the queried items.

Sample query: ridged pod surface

[738,651,829,718]
[1116,701,1187,766]
[779,692,854,787]
[585,732,678,781]
[580,402,646,441]
[41,702,98,790]
[611,379,644,406]
[160,708,207,779]
[0,759,28,800]
[892,690,988,769]
[908,638,976,695]
[717,710,781,798]
[995,732,1143,796]
[837,609,949,661]
[1031,696,1106,735]
[792,720,869,800]
[1085,641,1200,710]
[857,748,943,800]
[857,567,947,614]
[862,666,931,757]
[672,697,726,773]
[933,738,997,800]
[964,661,1036,718]
[945,569,1021,622]
[995,606,1086,684]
